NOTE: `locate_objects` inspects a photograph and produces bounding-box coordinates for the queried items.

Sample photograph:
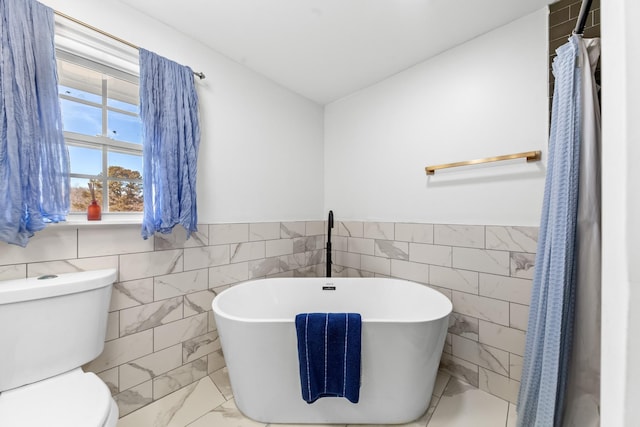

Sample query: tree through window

[70,166,143,212]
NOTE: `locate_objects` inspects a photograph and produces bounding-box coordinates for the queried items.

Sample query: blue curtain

[0,0,69,247]
[517,35,582,427]
[139,49,200,239]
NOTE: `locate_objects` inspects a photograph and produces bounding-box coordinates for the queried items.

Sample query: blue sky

[59,85,143,178]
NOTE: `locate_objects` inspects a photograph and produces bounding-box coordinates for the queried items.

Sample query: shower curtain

[517,34,601,427]
[562,36,601,427]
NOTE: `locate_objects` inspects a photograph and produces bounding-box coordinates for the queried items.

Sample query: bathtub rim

[212,277,453,324]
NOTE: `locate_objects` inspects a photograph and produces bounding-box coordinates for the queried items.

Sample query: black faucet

[326,210,334,277]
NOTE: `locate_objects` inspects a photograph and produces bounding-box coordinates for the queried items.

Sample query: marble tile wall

[331,221,537,404]
[0,221,325,417]
[0,219,533,411]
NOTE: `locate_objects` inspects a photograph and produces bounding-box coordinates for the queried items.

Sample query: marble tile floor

[117,368,518,427]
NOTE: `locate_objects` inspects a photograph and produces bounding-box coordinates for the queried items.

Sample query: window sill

[48,214,142,229]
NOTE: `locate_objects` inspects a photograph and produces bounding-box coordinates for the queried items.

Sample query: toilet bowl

[0,269,119,427]
[0,369,118,427]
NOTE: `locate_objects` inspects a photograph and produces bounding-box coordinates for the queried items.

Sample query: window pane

[108,180,143,212]
[108,151,143,179]
[107,110,143,144]
[70,177,103,213]
[59,84,102,105]
[60,98,102,137]
[68,145,102,176]
[107,76,138,113]
[58,56,143,215]
[57,60,102,104]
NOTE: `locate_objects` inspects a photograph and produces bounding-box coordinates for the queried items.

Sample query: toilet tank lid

[0,269,117,304]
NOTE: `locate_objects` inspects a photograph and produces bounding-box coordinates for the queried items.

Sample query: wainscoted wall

[0,221,325,417]
[330,221,536,404]
[1,219,533,411]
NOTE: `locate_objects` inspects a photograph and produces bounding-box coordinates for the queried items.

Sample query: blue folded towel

[295,313,361,404]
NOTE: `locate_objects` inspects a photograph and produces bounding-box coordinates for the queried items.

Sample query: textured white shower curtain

[516,34,601,427]
[562,36,601,427]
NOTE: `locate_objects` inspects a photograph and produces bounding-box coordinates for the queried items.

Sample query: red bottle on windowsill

[87,182,102,221]
[87,200,101,221]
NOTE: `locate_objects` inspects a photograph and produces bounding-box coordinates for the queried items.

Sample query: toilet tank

[0,269,117,391]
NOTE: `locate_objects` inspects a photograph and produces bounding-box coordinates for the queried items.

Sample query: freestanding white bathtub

[212,277,452,424]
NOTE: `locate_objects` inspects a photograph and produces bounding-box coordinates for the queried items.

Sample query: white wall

[42,0,325,223]
[601,0,640,425]
[324,9,549,226]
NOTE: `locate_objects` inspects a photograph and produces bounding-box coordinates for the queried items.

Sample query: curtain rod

[573,0,594,35]
[54,10,206,79]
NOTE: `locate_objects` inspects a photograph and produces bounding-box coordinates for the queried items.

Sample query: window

[51,0,145,218]
[57,53,143,214]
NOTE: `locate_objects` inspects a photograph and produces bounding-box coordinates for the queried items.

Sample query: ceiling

[118,0,554,105]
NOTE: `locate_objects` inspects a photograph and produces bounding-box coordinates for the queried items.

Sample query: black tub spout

[326,210,334,277]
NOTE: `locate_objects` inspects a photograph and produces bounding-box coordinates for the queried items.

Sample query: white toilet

[0,269,119,427]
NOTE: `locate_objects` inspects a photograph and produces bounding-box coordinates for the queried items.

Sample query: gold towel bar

[425,150,541,175]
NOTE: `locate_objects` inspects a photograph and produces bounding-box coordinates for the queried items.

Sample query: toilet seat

[0,368,116,427]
